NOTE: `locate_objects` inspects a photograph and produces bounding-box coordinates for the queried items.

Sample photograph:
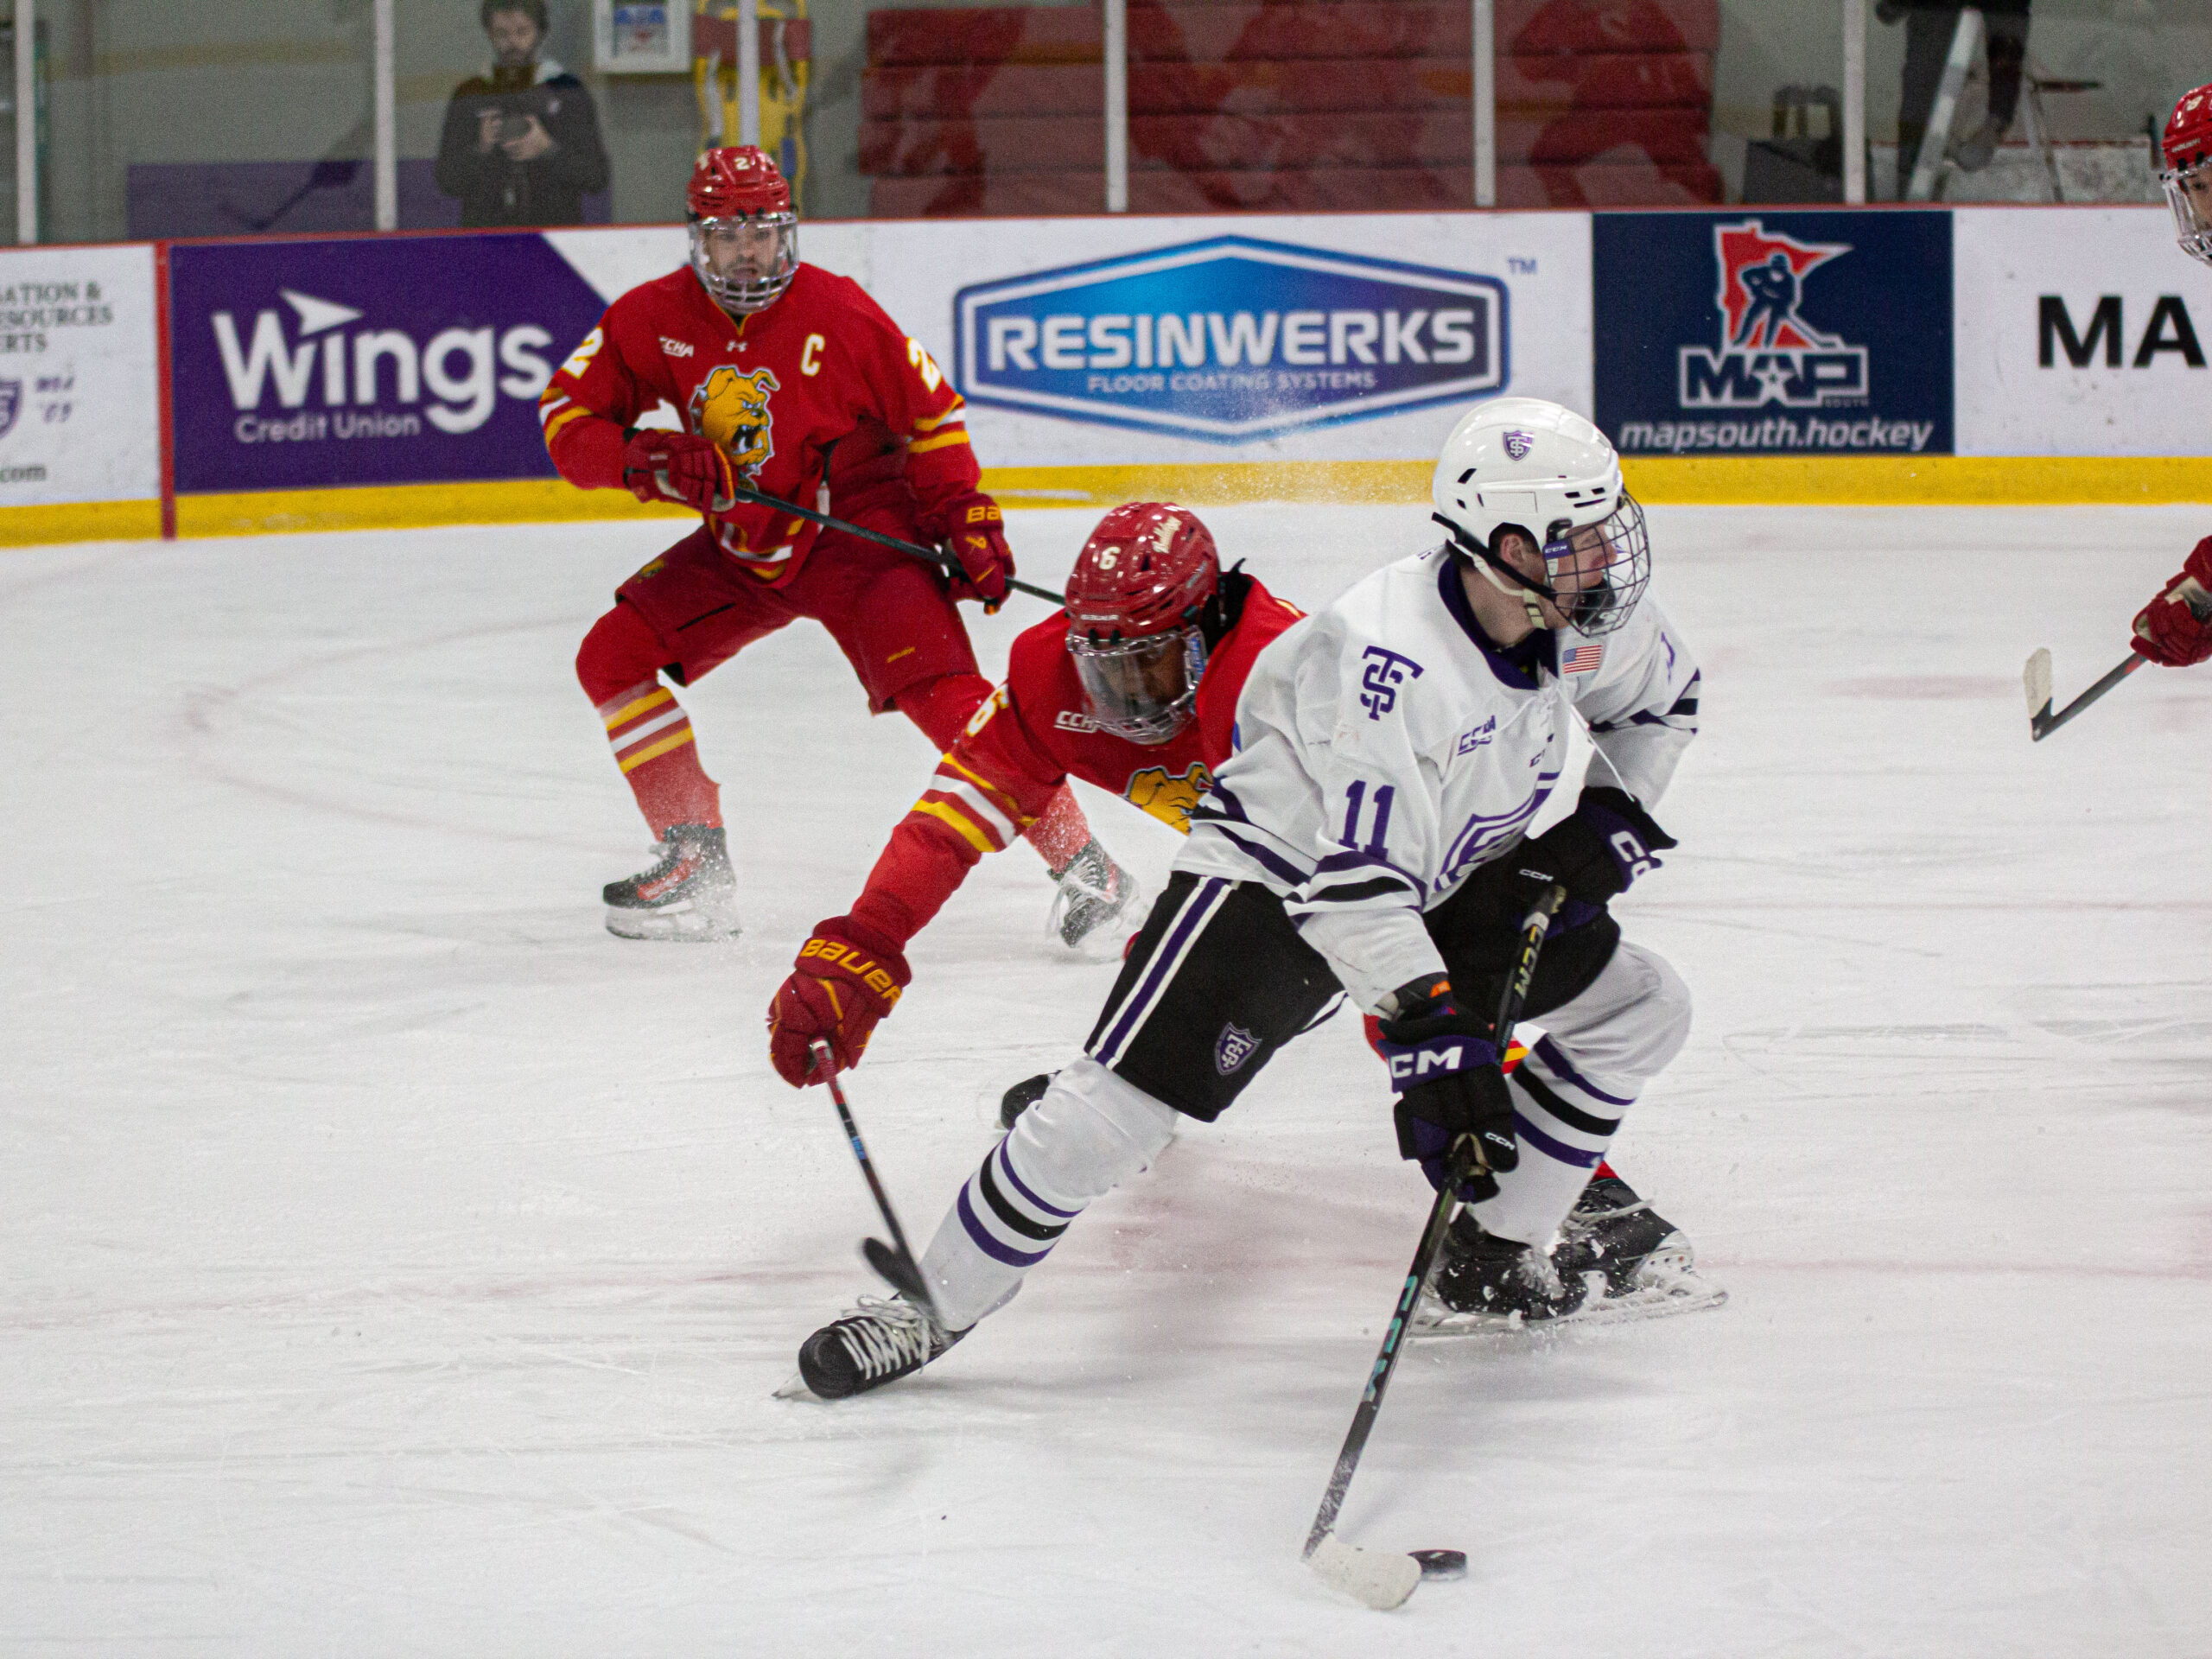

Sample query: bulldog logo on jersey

[1125,760,1211,831]
[690,364,780,479]
[1214,1022,1260,1076]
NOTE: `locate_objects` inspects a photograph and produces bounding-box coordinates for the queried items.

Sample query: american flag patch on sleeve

[1560,641,1605,675]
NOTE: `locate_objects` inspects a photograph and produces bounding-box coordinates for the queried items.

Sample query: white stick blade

[2024,647,2053,717]
[1307,1532,1422,1611]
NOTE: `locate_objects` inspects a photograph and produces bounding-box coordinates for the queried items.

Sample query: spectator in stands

[1881,0,2031,193]
[435,0,611,227]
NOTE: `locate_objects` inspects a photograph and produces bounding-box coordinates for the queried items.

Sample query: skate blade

[1411,1266,1727,1338]
[772,1370,823,1402]
[604,904,743,943]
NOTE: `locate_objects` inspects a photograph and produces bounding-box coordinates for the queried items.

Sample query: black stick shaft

[2031,652,2145,742]
[812,1042,941,1325]
[1302,882,1567,1560]
[720,478,1066,607]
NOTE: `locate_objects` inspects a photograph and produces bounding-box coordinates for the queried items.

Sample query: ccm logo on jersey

[660,337,696,357]
[1055,709,1101,734]
[798,938,904,1002]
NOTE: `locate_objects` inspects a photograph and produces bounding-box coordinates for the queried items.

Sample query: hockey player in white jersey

[794,398,1706,1400]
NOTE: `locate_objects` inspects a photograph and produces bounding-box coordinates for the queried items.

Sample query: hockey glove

[1377,974,1516,1204]
[622,430,736,514]
[928,490,1014,613]
[2131,536,2212,668]
[766,917,911,1087]
[1514,785,1676,906]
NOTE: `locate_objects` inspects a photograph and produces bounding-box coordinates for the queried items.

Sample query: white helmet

[1430,397,1650,637]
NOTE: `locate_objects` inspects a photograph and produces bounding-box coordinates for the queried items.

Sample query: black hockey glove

[1377,974,1516,1204]
[1514,786,1676,906]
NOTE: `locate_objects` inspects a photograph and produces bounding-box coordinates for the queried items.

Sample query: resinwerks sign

[1594,210,1953,457]
[0,245,159,510]
[168,232,611,494]
[952,237,1506,442]
[1953,206,2204,457]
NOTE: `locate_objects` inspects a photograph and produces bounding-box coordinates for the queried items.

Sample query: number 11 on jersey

[1340,781,1395,857]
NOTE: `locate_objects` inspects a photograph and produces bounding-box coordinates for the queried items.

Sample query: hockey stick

[810,1040,942,1326]
[1303,882,1567,1611]
[2024,646,2145,742]
[654,467,1066,607]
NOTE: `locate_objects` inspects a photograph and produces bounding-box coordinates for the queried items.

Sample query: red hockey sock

[577,603,721,836]
[1023,783,1092,874]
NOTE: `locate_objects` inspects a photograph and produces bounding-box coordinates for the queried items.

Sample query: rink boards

[0,204,2203,545]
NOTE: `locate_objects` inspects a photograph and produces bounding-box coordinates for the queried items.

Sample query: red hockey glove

[622,430,736,514]
[2131,536,2212,668]
[766,917,912,1087]
[931,491,1014,612]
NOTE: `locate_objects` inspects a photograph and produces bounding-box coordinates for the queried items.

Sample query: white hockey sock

[1466,941,1690,1248]
[920,1058,1178,1331]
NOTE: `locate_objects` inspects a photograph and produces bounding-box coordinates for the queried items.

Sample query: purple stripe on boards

[994,1138,1077,1219]
[958,1186,1052,1267]
[1531,1036,1637,1109]
[1095,878,1224,1061]
[1510,1111,1603,1170]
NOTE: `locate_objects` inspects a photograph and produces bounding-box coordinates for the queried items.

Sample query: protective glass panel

[1865,0,2209,204]
[1713,0,1847,205]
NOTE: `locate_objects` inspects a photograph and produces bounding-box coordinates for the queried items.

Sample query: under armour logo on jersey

[1359,646,1425,719]
[1214,1023,1260,1075]
[1503,429,1535,460]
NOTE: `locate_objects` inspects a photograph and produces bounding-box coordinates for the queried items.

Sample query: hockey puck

[1412,1549,1467,1580]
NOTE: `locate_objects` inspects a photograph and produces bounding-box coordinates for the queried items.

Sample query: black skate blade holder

[812,1041,944,1328]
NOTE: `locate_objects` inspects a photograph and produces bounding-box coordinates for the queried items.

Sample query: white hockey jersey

[1179,543,1699,1011]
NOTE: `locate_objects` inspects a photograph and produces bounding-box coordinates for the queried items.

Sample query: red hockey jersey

[540,262,976,587]
[848,573,1306,949]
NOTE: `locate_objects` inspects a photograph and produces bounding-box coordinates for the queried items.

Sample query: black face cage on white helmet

[689,213,798,314]
[1437,492,1652,637]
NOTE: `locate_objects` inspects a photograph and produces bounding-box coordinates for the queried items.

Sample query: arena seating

[861,0,1721,216]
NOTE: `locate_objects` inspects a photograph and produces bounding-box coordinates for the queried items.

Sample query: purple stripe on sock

[1510,1111,1602,1170]
[958,1186,1052,1268]
[1095,877,1224,1062]
[1531,1036,1636,1109]
[994,1138,1077,1219]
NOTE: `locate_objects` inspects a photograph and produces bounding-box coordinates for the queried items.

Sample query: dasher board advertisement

[0,245,159,509]
[1954,206,2209,458]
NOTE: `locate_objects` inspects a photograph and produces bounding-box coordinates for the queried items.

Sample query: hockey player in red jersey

[764,502,1300,1084]
[2131,85,2212,671]
[543,145,1123,939]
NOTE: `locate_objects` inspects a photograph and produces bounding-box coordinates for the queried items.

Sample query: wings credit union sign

[953,237,1508,442]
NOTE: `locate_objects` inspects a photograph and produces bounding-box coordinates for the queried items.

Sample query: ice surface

[3,503,2209,1656]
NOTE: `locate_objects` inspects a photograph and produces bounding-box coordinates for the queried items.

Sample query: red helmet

[1065,504,1220,745]
[2163,82,2212,268]
[687,147,798,313]
[688,146,792,219]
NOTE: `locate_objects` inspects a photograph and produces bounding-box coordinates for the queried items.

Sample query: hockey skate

[789,1295,964,1401]
[1414,1174,1725,1335]
[601,824,742,941]
[1047,836,1143,954]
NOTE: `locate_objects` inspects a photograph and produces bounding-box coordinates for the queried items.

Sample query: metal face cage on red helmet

[687,146,798,314]
[2162,83,2212,268]
[1064,502,1221,745]
[1071,628,1211,747]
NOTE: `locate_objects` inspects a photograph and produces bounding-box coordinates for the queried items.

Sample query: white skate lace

[835,1297,937,1379]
